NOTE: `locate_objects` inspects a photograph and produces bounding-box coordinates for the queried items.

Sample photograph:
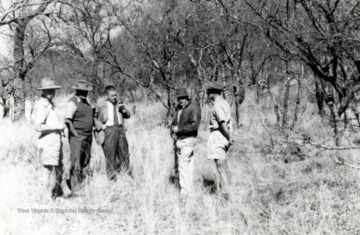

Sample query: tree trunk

[235,81,245,128]
[344,112,348,130]
[127,88,135,102]
[291,78,301,130]
[282,77,291,128]
[315,80,324,116]
[266,84,281,126]
[233,86,240,127]
[9,1,50,121]
[167,86,172,118]
[329,104,339,146]
[12,20,27,121]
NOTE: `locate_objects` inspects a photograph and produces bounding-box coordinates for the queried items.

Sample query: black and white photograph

[1,0,360,234]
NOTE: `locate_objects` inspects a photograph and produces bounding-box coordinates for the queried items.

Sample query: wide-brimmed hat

[175,88,189,98]
[71,80,93,91]
[205,81,225,91]
[37,78,61,90]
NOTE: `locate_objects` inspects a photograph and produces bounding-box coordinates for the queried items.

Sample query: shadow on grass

[202,178,218,194]
[169,175,180,190]
[169,174,218,194]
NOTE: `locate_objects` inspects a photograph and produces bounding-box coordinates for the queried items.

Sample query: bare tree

[0,0,55,121]
[241,0,360,112]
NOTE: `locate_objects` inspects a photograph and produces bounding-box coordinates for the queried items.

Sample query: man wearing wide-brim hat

[170,88,201,195]
[205,81,232,200]
[34,77,71,199]
[65,80,94,190]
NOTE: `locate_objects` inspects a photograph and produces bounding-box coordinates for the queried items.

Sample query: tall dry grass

[1,91,360,234]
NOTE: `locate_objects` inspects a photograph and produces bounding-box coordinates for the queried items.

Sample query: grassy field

[1,90,360,234]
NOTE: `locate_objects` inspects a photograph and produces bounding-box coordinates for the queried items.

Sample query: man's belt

[107,124,122,128]
[210,120,230,132]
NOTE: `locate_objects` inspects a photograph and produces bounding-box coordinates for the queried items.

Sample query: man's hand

[55,123,66,131]
[225,139,235,151]
[117,103,126,111]
[219,122,230,142]
[172,126,179,134]
[101,124,107,131]
[65,119,79,137]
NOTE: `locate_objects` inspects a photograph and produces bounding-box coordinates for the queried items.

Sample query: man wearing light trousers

[171,88,201,195]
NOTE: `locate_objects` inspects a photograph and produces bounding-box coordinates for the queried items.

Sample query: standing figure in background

[171,88,201,195]
[206,81,232,200]
[65,80,94,190]
[94,85,131,180]
[34,78,71,199]
[0,96,5,121]
[6,93,14,121]
[25,97,33,123]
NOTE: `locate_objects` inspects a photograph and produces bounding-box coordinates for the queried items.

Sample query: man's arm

[65,101,79,137]
[35,105,64,132]
[219,121,230,141]
[65,119,79,137]
[93,105,106,131]
[118,104,131,119]
[214,103,231,141]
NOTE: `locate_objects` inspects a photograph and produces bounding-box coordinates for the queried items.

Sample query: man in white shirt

[34,77,71,199]
[94,85,131,180]
[206,81,232,200]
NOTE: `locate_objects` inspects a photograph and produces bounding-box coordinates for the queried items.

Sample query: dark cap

[71,80,93,91]
[175,88,189,98]
[205,81,225,91]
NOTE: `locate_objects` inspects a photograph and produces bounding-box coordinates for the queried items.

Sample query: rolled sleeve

[214,103,228,124]
[34,105,53,132]
[65,101,77,120]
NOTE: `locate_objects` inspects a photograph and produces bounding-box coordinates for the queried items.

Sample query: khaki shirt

[34,98,65,166]
[208,96,231,152]
[209,96,231,130]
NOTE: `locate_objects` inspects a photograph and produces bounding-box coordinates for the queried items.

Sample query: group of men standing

[34,78,131,199]
[171,81,232,199]
[34,77,233,200]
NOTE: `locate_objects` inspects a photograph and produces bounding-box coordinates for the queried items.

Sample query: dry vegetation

[1,1,360,234]
[1,89,360,235]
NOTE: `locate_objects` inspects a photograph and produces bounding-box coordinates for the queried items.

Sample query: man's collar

[76,95,87,100]
[107,100,115,105]
[214,95,222,102]
[179,100,191,109]
[41,97,52,107]
[184,100,191,108]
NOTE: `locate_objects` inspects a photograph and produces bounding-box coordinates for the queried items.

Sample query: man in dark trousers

[94,85,131,180]
[65,80,94,190]
[171,88,201,195]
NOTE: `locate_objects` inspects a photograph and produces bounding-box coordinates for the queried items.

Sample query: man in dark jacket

[94,85,131,180]
[171,88,201,195]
